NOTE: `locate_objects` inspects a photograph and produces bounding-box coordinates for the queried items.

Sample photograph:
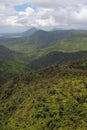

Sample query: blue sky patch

[15,3,37,11]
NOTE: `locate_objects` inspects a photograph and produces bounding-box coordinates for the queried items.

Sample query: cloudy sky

[0,0,87,33]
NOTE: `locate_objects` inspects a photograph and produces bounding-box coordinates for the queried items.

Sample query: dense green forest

[0,30,87,59]
[0,45,28,85]
[0,59,87,130]
[27,51,87,70]
[0,29,87,130]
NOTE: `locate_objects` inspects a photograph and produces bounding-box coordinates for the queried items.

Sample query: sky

[0,0,87,33]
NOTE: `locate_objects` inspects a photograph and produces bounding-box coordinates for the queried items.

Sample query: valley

[0,28,87,130]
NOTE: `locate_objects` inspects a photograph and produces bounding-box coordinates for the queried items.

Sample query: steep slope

[0,59,87,130]
[25,30,71,48]
[0,27,38,39]
[0,45,28,85]
[20,27,38,37]
[0,30,87,59]
[0,45,13,58]
[0,30,71,59]
[27,51,87,70]
[46,34,87,52]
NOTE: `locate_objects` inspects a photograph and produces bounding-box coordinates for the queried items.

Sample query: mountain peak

[21,27,38,36]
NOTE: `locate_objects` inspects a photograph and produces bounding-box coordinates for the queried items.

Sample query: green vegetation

[27,51,87,70]
[0,30,87,129]
[0,45,29,85]
[0,30,87,60]
[0,59,87,130]
[46,35,87,52]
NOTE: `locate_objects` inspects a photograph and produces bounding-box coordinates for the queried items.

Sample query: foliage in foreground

[0,59,87,130]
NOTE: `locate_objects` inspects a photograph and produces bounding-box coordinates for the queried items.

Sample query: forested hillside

[0,29,87,130]
[0,59,87,130]
[27,51,87,70]
[0,30,87,60]
[0,30,87,84]
[0,45,28,85]
[1,0,87,129]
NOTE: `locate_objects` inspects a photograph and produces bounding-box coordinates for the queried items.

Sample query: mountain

[46,33,87,52]
[0,59,87,130]
[27,51,87,70]
[0,27,38,39]
[0,45,28,85]
[25,30,71,48]
[0,30,87,58]
[0,45,13,57]
[0,29,87,71]
[0,30,72,60]
[0,28,87,129]
[20,27,38,37]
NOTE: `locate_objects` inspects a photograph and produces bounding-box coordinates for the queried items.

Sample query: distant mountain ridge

[0,45,28,85]
[27,51,87,70]
[20,27,38,37]
[26,30,71,48]
[0,27,38,39]
[0,29,87,61]
[0,45,14,60]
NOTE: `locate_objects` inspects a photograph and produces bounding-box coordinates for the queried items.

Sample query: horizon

[1,27,87,34]
[0,0,87,33]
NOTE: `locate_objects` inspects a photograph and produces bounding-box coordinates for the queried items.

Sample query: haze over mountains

[0,0,87,129]
[0,27,38,38]
[0,27,87,130]
[0,27,87,83]
[1,27,87,75]
[0,27,87,56]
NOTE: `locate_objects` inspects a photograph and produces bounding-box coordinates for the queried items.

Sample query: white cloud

[0,0,86,7]
[0,0,87,32]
